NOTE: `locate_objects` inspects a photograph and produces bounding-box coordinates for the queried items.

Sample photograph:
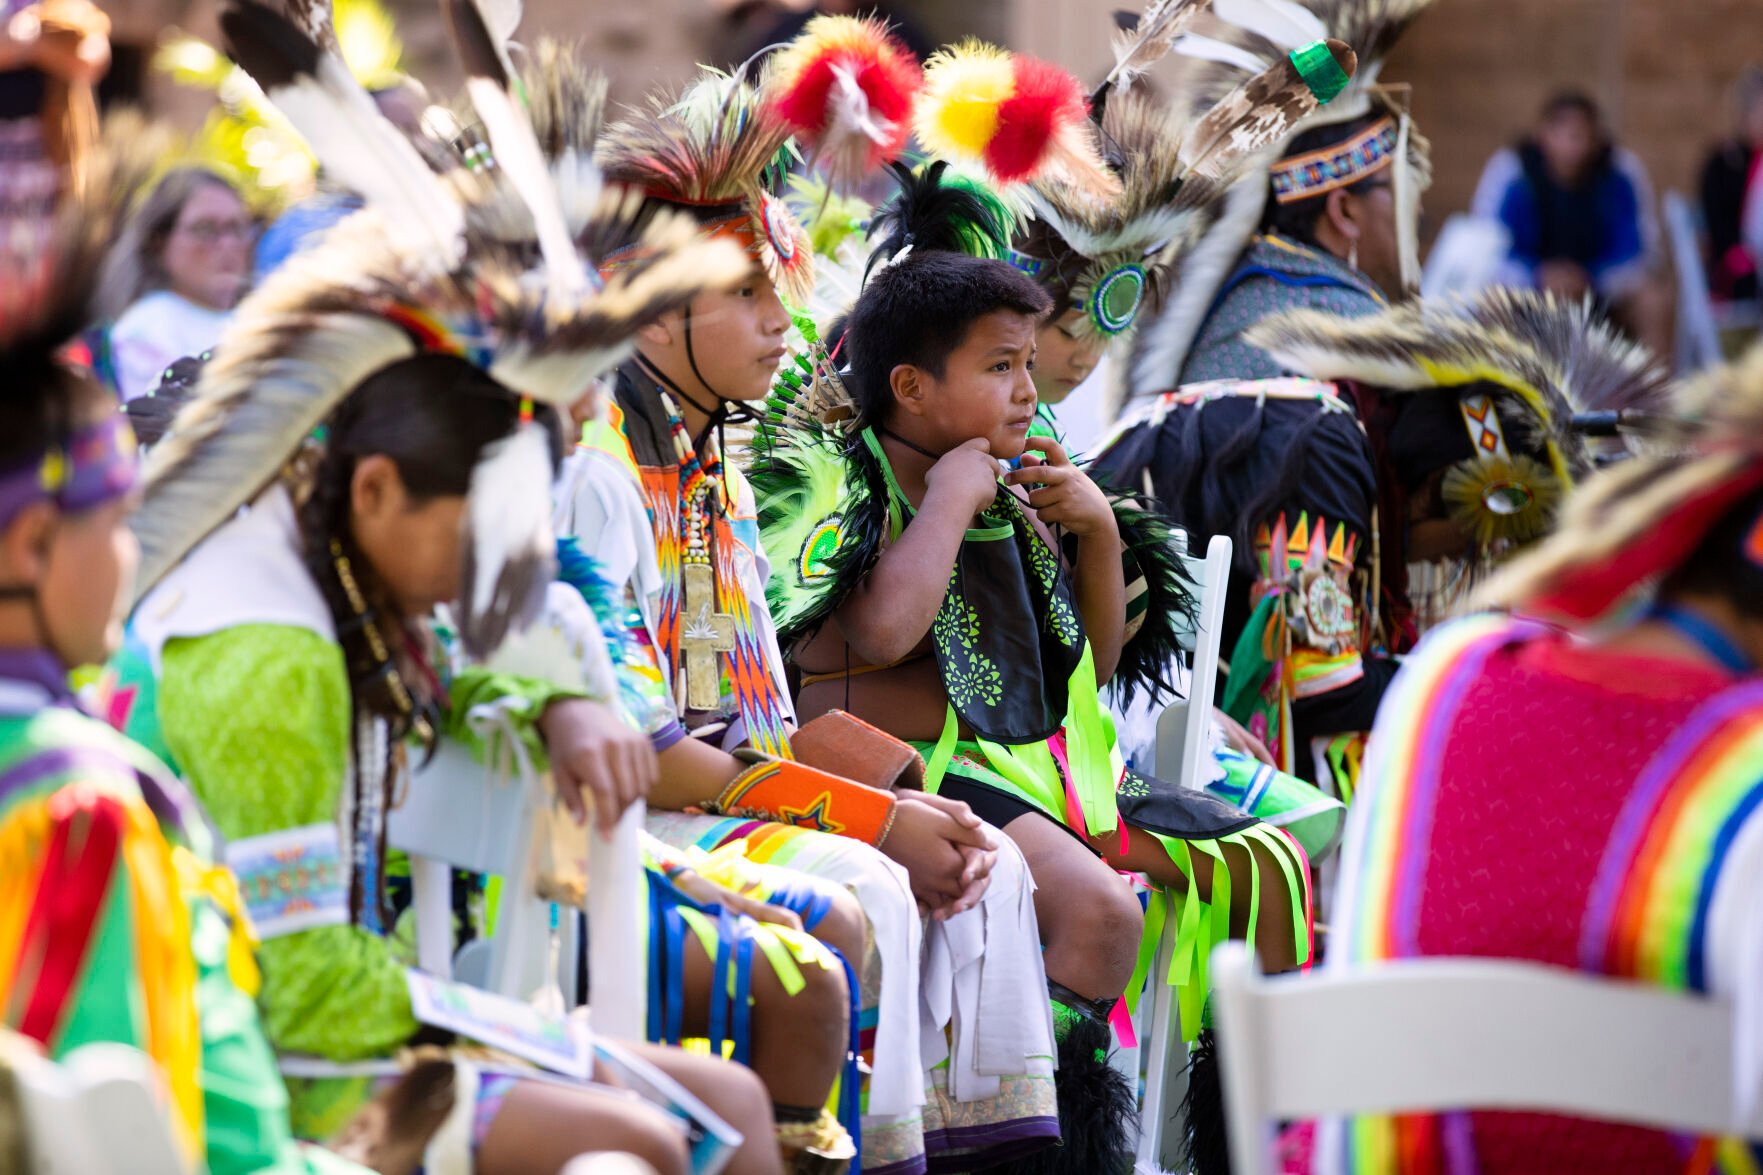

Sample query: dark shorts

[933,777,1101,856]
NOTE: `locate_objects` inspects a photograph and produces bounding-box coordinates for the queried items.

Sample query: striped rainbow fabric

[1326,614,1763,1173]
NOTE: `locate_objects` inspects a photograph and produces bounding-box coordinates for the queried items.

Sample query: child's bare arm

[1004,437,1126,681]
[834,438,1000,667]
[1070,528,1126,681]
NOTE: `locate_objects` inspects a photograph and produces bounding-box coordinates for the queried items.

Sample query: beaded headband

[0,415,140,532]
[1270,116,1398,205]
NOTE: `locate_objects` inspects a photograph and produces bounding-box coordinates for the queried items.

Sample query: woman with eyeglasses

[100,166,255,401]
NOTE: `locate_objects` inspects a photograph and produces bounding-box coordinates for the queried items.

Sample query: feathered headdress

[1477,344,1763,625]
[1246,290,1664,550]
[1122,0,1438,412]
[764,14,922,193]
[598,67,815,306]
[135,0,749,659]
[1012,36,1353,345]
[913,39,1121,199]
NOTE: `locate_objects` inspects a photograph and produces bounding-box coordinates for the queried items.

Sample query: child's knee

[1042,871,1142,996]
[589,1101,691,1175]
[756,942,851,1042]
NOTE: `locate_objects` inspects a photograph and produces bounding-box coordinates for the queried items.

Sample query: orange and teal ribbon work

[710,758,898,847]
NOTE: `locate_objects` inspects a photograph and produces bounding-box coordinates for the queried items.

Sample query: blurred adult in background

[1700,66,1763,307]
[101,166,254,402]
[0,0,108,246]
[1472,90,1671,353]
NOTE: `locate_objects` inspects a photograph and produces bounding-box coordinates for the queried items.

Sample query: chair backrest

[390,589,647,1037]
[1664,189,1725,375]
[1154,533,1233,793]
[1419,214,1510,300]
[1138,533,1233,1169]
[13,1039,191,1175]
[1210,942,1744,1175]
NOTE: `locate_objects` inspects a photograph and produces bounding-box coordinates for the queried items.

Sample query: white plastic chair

[1135,532,1233,1169]
[10,1037,191,1175]
[1665,190,1726,375]
[388,598,648,1042]
[1210,941,1761,1175]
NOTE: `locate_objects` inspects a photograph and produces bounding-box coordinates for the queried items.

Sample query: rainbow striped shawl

[1327,613,1763,1174]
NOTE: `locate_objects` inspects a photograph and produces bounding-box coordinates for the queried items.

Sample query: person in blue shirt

[1472,90,1670,353]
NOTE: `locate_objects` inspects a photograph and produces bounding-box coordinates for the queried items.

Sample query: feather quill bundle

[1246,290,1665,430]
[765,14,922,192]
[1120,0,1437,413]
[1100,0,1215,99]
[443,0,588,304]
[1019,49,1348,346]
[598,69,815,304]
[135,181,750,603]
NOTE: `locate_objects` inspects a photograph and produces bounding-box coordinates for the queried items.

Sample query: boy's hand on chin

[923,437,1000,516]
[1005,438,1116,538]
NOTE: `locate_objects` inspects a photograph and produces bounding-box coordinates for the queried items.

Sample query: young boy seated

[756,238,1314,1173]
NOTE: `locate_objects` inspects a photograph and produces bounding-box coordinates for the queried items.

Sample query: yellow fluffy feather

[914,39,1015,160]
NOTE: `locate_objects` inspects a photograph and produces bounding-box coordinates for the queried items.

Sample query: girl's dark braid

[294,440,429,929]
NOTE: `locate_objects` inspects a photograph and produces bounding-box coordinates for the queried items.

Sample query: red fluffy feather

[986,55,1090,183]
[768,17,921,184]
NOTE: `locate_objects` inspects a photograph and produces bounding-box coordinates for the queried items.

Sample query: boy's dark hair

[846,251,1052,426]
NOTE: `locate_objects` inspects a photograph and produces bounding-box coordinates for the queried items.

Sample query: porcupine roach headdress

[1008,25,1356,346]
[1477,343,1763,625]
[1122,0,1438,413]
[764,13,923,194]
[912,39,1124,199]
[597,64,816,307]
[1246,289,1669,552]
[132,0,749,660]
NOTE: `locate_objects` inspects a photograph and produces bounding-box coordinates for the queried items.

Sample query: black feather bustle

[866,160,1015,276]
[982,1014,1137,1175]
[1107,489,1199,706]
[219,0,321,89]
[1180,1026,1233,1175]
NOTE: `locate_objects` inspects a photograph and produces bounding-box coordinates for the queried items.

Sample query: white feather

[466,76,589,305]
[1174,32,1273,73]
[1213,0,1327,49]
[460,421,556,661]
[483,0,521,46]
[263,55,464,271]
[490,345,633,410]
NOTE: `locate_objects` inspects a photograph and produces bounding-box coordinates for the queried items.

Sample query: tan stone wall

[1387,0,1763,232]
[116,0,1763,233]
